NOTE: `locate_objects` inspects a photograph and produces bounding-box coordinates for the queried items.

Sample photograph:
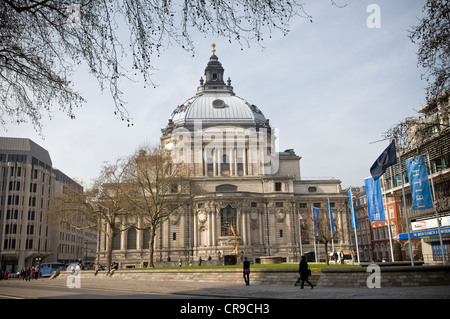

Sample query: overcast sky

[3,0,428,189]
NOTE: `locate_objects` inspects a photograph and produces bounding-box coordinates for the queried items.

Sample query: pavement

[1,276,447,318]
[1,275,449,300]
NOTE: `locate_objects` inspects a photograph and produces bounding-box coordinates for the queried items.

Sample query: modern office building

[0,137,89,273]
[383,92,450,263]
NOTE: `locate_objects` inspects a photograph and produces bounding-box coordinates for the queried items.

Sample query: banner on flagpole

[348,189,358,229]
[364,177,386,222]
[370,140,397,180]
[406,156,434,211]
[329,201,336,233]
[312,207,320,237]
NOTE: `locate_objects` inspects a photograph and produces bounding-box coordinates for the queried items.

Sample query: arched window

[220,204,236,236]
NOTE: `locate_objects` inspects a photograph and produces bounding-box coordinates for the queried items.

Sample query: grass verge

[120,263,360,273]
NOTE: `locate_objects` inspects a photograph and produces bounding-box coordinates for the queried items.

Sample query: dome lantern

[162,46,269,135]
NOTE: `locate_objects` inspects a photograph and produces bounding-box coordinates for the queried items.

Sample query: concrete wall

[318,265,450,287]
[59,267,317,286]
[57,265,450,288]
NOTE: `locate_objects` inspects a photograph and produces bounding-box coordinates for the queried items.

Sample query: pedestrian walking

[298,255,313,289]
[179,257,182,267]
[243,257,250,285]
[198,256,202,266]
[333,251,338,264]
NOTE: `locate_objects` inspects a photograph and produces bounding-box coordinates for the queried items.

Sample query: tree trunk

[324,241,330,265]
[104,233,113,275]
[148,227,157,268]
[105,223,115,273]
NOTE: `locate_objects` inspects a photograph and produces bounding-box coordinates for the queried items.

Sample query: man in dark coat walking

[243,257,250,285]
[298,255,313,289]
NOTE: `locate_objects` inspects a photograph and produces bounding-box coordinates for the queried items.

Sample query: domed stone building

[104,46,351,267]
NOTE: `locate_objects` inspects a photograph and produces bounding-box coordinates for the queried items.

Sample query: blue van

[39,262,67,277]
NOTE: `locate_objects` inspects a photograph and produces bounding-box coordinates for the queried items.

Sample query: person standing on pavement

[298,256,313,289]
[25,267,31,281]
[243,257,250,285]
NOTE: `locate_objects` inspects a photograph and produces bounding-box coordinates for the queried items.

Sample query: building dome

[168,92,267,130]
[162,46,269,135]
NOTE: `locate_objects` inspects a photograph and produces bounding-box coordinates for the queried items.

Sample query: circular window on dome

[212,99,225,108]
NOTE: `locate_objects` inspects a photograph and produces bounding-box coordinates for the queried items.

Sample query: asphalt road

[0,278,447,318]
[0,282,211,299]
[1,276,450,299]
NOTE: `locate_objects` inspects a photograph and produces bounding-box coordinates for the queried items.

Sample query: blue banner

[406,156,434,211]
[313,207,320,237]
[364,177,386,222]
[348,190,358,229]
[329,201,336,233]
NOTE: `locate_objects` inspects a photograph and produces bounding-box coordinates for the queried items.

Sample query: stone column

[213,149,217,176]
[193,210,198,250]
[229,148,234,176]
[234,148,238,175]
[218,149,221,176]
[137,218,143,250]
[212,206,217,247]
[242,210,248,246]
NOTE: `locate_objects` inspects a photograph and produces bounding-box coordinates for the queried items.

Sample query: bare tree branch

[1,0,317,131]
[409,0,450,102]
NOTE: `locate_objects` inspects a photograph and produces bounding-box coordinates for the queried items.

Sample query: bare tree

[382,0,450,150]
[1,0,314,131]
[120,144,192,268]
[382,92,449,151]
[409,0,450,103]
[49,159,132,270]
[302,208,338,265]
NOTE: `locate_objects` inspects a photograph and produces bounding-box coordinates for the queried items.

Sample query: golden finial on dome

[212,43,216,54]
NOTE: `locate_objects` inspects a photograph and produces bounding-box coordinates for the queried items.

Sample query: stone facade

[98,48,351,268]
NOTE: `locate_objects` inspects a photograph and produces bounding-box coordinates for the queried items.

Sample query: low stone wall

[318,265,450,287]
[57,267,319,286]
[56,265,450,288]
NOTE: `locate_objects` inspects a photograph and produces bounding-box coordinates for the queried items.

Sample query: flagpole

[397,150,415,266]
[349,190,360,265]
[311,205,317,263]
[381,176,395,262]
[328,198,335,254]
[353,212,360,265]
[426,152,446,265]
